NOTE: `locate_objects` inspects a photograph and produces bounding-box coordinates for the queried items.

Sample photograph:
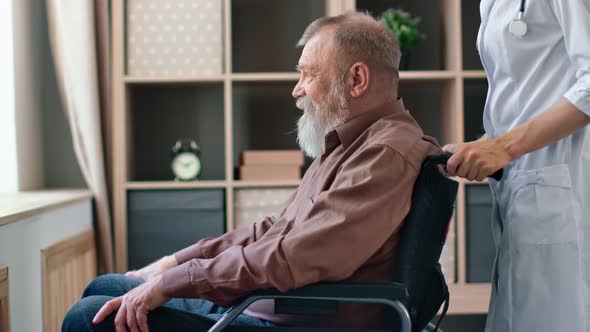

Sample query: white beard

[296,87,348,158]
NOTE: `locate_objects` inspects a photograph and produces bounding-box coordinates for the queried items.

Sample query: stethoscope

[509,0,528,37]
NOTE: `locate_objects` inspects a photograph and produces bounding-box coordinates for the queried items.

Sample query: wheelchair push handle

[430,152,504,181]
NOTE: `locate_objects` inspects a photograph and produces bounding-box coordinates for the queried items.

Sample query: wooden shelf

[232,180,301,188]
[126,180,323,190]
[126,181,228,190]
[448,283,491,314]
[0,190,92,227]
[125,75,225,84]
[231,73,300,81]
[400,71,456,81]
[462,70,487,79]
[124,71,459,84]
[231,71,457,82]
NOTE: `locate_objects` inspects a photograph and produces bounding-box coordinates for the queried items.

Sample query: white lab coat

[477,0,590,331]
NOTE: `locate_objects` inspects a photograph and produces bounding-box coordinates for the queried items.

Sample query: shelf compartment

[465,184,495,283]
[356,0,444,70]
[231,0,325,73]
[128,84,226,181]
[399,81,448,144]
[463,79,488,142]
[461,0,484,70]
[127,189,225,270]
[232,81,312,180]
[434,313,487,331]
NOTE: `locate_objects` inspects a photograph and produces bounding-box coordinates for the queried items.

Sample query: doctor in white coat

[444,0,590,331]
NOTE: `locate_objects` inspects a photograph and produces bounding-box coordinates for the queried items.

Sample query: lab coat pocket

[505,164,585,331]
[507,164,577,245]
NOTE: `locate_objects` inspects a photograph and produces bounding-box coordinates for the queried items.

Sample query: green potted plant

[380,9,425,70]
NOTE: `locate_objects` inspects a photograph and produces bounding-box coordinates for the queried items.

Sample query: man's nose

[292,81,304,99]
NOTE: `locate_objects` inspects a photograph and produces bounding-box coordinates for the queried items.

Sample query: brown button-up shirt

[161,98,441,327]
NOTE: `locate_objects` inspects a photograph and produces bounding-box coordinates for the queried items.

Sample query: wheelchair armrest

[252,282,409,303]
[207,283,411,332]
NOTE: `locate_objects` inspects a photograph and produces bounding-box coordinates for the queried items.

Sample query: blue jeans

[62,274,277,331]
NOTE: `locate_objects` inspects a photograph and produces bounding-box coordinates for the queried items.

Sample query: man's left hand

[443,138,512,182]
[93,274,171,332]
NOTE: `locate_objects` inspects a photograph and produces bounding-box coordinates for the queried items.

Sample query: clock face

[172,152,201,180]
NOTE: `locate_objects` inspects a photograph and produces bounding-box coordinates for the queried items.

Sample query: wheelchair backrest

[392,154,458,331]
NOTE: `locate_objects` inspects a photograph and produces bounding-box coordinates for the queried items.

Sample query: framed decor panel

[42,230,97,332]
[0,266,9,332]
[127,0,223,77]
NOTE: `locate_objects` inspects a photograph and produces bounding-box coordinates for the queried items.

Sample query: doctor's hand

[443,138,512,182]
[125,255,178,281]
[93,274,171,332]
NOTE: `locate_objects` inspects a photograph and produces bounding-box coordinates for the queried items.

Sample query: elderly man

[63,11,440,331]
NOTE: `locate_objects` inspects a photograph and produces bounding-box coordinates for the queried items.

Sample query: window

[0,0,18,192]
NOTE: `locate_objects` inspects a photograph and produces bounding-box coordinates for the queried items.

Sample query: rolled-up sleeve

[173,215,278,264]
[552,0,590,115]
[171,191,297,264]
[161,145,419,306]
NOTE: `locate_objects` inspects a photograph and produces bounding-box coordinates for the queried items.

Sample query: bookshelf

[111,0,493,314]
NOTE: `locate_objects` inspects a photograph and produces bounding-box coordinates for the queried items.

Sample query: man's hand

[125,256,178,281]
[93,275,171,332]
[443,138,512,182]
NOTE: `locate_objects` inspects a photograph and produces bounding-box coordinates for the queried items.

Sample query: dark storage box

[128,189,225,269]
[465,185,496,282]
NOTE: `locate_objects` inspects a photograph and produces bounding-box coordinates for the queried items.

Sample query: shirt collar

[323,130,341,156]
[333,98,406,150]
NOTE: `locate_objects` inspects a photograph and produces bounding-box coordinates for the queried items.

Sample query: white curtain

[46,0,113,273]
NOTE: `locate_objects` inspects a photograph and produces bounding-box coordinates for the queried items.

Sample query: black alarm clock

[171,139,202,181]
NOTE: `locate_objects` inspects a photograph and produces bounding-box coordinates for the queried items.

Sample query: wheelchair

[208,154,458,332]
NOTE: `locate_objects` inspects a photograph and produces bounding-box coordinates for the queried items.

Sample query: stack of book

[239,150,304,181]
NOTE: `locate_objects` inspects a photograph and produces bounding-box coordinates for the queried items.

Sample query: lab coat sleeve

[551,0,590,116]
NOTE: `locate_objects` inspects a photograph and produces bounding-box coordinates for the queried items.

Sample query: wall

[0,0,18,193]
[12,0,86,190]
[39,0,87,189]
[12,0,44,190]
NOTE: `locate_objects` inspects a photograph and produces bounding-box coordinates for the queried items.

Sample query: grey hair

[297,11,401,79]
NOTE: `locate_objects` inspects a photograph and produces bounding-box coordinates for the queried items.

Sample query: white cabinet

[0,191,94,332]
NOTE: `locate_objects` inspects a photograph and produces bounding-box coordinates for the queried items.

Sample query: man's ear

[348,62,370,98]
